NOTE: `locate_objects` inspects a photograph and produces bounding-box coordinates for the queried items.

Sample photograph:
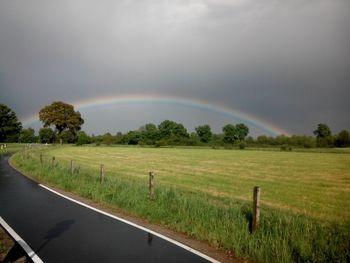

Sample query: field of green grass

[10,146,350,262]
[38,146,350,221]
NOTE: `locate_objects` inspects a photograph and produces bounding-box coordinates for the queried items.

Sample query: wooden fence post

[100,164,105,183]
[70,160,74,175]
[149,172,155,200]
[40,153,43,165]
[51,156,55,167]
[252,186,261,232]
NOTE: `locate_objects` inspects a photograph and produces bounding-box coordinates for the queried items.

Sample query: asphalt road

[0,155,213,263]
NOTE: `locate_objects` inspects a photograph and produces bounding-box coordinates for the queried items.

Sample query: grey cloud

[1,0,349,135]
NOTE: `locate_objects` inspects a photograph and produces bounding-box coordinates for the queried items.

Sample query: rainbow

[21,94,289,136]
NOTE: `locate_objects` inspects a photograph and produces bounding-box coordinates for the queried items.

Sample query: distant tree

[313,123,332,138]
[211,134,224,146]
[236,123,249,141]
[313,123,332,147]
[139,123,160,145]
[275,135,289,145]
[61,130,77,143]
[39,101,84,144]
[246,136,254,145]
[0,104,22,142]
[76,131,91,145]
[102,132,114,145]
[186,132,200,146]
[335,130,350,147]
[195,124,212,143]
[222,124,238,145]
[289,135,315,148]
[125,131,141,145]
[39,127,55,143]
[114,132,124,144]
[256,135,268,145]
[158,120,189,145]
[222,124,236,144]
[19,128,37,143]
[222,123,250,145]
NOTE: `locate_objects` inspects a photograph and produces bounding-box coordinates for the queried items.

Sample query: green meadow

[11,146,350,262]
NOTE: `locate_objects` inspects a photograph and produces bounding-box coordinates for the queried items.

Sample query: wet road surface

[0,155,213,262]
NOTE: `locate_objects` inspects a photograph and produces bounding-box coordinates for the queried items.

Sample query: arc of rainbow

[21,94,289,136]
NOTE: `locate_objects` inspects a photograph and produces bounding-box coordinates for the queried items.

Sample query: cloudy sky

[1,0,349,136]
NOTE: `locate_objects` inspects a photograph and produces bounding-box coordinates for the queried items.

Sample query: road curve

[0,155,215,263]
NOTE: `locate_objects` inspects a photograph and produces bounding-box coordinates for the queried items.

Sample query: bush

[239,142,246,149]
[281,145,293,151]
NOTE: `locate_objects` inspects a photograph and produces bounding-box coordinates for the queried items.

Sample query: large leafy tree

[39,101,84,144]
[0,104,22,142]
[195,124,212,143]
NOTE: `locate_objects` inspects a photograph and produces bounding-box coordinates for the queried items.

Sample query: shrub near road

[11,146,350,262]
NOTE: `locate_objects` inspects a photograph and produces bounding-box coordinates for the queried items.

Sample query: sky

[1,0,349,136]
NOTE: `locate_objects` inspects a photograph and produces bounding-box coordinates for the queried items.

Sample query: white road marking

[39,184,220,263]
[0,216,44,263]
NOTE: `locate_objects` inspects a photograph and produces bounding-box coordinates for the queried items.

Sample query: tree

[39,127,55,143]
[61,130,77,143]
[19,128,36,143]
[0,104,22,142]
[39,101,84,144]
[222,124,238,145]
[313,123,332,138]
[222,123,250,145]
[125,131,141,145]
[256,135,268,145]
[102,132,114,145]
[313,123,332,147]
[236,123,249,141]
[195,124,212,143]
[139,123,160,145]
[335,130,350,147]
[158,120,189,145]
[114,132,124,144]
[76,131,91,145]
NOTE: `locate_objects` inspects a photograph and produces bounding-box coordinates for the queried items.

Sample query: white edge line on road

[0,216,44,263]
[39,184,220,263]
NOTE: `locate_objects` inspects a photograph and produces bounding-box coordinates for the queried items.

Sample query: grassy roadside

[0,227,14,262]
[10,147,350,262]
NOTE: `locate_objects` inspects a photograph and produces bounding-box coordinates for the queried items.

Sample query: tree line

[1,102,349,148]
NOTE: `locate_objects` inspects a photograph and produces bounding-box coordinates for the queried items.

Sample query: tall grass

[10,150,350,262]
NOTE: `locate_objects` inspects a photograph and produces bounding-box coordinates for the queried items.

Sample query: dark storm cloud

[1,0,349,135]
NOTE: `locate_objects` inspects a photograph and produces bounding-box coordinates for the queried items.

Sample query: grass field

[37,146,350,221]
[10,146,350,262]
